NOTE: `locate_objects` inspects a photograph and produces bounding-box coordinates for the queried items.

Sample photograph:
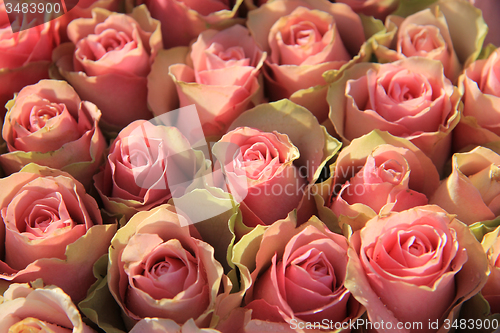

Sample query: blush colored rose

[223,99,341,229]
[157,24,265,137]
[93,119,210,221]
[328,57,461,172]
[234,216,363,329]
[0,164,116,302]
[0,80,106,189]
[336,0,399,20]
[247,0,366,122]
[0,4,60,118]
[127,0,243,48]
[454,48,500,151]
[108,204,227,329]
[430,146,500,225]
[330,131,439,230]
[373,0,487,84]
[0,283,96,332]
[481,225,500,314]
[346,205,488,332]
[212,127,306,226]
[52,6,161,130]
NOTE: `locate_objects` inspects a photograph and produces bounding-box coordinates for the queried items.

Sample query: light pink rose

[346,205,488,333]
[52,6,161,130]
[236,216,363,329]
[328,57,461,172]
[330,131,440,230]
[0,4,60,118]
[373,9,462,82]
[454,47,500,151]
[336,0,399,20]
[430,146,500,225]
[247,0,366,122]
[0,283,96,332]
[0,164,116,302]
[212,126,306,226]
[127,0,244,48]
[108,204,227,330]
[481,226,500,314]
[155,25,265,137]
[93,119,210,221]
[0,80,106,189]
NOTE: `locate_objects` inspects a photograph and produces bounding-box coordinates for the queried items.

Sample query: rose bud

[93,119,211,222]
[346,205,488,333]
[149,24,266,137]
[373,0,486,84]
[0,164,116,302]
[108,204,228,330]
[430,146,500,225]
[52,6,161,130]
[212,127,306,226]
[0,80,106,189]
[0,283,96,332]
[454,47,500,151]
[0,4,60,118]
[246,0,367,122]
[330,130,440,231]
[232,214,363,330]
[328,57,461,172]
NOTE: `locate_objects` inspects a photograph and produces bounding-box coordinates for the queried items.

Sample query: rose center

[409,26,441,53]
[86,30,134,60]
[377,159,404,184]
[217,46,246,62]
[288,21,322,46]
[29,102,64,132]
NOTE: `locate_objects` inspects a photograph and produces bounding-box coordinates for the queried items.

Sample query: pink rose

[0,4,60,118]
[212,127,306,226]
[0,283,96,332]
[52,6,161,130]
[330,130,439,230]
[336,0,399,20]
[430,146,500,225]
[346,205,488,332]
[93,119,210,221]
[233,216,363,330]
[108,204,227,329]
[0,80,106,189]
[374,9,461,82]
[126,0,244,48]
[454,47,500,151]
[481,225,500,314]
[328,57,461,171]
[247,0,366,122]
[215,99,341,229]
[0,164,116,302]
[151,24,265,137]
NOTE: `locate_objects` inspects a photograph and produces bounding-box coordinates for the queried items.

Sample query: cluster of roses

[2,0,500,332]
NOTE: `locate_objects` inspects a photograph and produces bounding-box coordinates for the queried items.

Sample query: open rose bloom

[346,205,488,333]
[0,80,106,189]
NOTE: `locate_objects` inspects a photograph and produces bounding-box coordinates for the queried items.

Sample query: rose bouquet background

[1,0,500,332]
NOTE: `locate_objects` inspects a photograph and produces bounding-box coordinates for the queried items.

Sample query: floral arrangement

[1,0,500,332]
